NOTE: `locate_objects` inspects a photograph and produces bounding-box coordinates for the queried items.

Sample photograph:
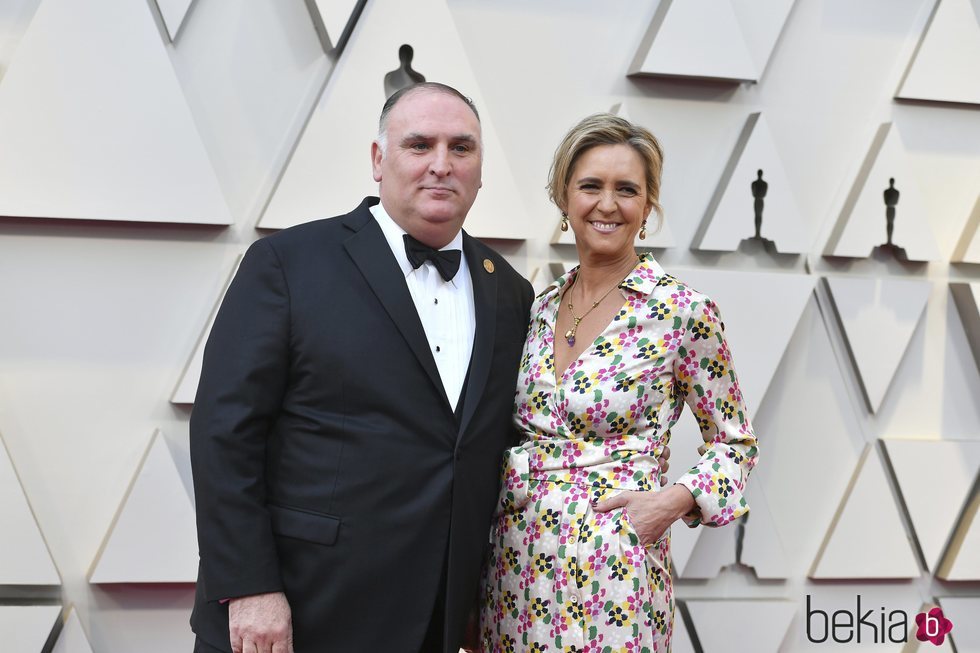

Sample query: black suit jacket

[189,197,533,652]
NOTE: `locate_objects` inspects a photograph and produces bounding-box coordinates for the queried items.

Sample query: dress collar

[540,252,666,303]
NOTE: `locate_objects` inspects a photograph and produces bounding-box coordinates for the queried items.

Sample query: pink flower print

[715,504,736,524]
[585,400,610,425]
[670,289,693,310]
[717,343,732,364]
[658,328,684,353]
[517,402,533,426]
[692,472,716,494]
[628,400,645,422]
[613,464,633,484]
[616,327,641,349]
[585,544,610,574]
[596,363,625,383]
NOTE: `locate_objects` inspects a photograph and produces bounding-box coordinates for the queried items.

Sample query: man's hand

[593,485,694,547]
[228,591,294,653]
[656,444,670,486]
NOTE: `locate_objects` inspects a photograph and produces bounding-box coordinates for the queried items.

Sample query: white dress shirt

[370,202,476,410]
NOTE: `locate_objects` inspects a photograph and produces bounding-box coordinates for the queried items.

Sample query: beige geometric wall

[0,0,978,651]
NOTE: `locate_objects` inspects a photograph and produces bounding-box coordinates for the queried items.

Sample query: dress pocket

[496,446,531,515]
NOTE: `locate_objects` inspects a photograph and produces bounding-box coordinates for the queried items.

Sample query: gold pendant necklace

[563,260,637,346]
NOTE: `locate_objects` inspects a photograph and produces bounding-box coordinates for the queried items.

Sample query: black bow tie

[403,234,462,282]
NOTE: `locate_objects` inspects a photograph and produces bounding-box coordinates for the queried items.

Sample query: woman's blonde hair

[547,113,664,221]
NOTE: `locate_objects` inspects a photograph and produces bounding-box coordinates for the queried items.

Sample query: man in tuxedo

[189,83,534,652]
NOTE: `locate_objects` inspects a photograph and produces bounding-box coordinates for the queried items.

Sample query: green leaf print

[628,316,637,328]
[594,389,602,402]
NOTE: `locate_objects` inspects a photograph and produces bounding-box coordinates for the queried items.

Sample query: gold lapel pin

[483,259,495,274]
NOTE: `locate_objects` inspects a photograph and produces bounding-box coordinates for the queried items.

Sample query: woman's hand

[592,485,695,547]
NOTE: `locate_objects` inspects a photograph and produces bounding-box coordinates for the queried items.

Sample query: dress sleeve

[672,293,759,528]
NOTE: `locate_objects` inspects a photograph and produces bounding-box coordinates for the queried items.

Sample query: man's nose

[428,146,451,177]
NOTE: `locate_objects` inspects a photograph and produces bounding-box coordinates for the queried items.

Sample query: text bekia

[805,594,908,644]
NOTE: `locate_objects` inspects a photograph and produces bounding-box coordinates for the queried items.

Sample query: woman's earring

[560,213,569,232]
[639,220,647,240]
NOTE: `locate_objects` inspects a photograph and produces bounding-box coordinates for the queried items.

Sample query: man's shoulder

[259,198,376,251]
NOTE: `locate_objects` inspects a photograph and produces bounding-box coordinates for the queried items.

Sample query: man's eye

[452,144,471,153]
[410,143,429,151]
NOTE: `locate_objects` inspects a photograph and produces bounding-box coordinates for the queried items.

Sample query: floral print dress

[479,254,758,653]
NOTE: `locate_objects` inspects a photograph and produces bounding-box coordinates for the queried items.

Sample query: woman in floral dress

[479,114,759,653]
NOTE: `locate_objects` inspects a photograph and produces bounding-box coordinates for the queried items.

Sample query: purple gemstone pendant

[565,330,576,346]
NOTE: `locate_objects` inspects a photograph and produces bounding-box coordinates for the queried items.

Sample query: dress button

[570,595,578,604]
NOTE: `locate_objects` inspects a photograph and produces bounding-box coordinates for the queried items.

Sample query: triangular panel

[695,112,808,254]
[825,276,931,413]
[629,0,794,82]
[882,438,980,572]
[671,268,815,415]
[952,195,980,263]
[937,486,980,580]
[0,0,41,82]
[0,605,61,652]
[307,0,364,51]
[672,605,697,653]
[171,255,244,405]
[52,607,95,653]
[89,430,198,583]
[898,0,980,106]
[810,445,920,579]
[938,597,980,652]
[824,123,940,261]
[260,0,529,239]
[740,480,790,579]
[668,420,736,578]
[686,600,795,652]
[730,0,797,77]
[0,430,60,585]
[152,0,195,41]
[951,282,980,373]
[0,0,231,224]
[629,0,756,82]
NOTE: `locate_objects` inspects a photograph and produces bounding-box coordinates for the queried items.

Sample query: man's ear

[371,142,383,183]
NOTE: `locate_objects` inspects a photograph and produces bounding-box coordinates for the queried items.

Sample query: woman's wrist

[664,484,696,521]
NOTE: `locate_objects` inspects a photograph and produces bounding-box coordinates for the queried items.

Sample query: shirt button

[436,345,441,352]
[434,298,439,304]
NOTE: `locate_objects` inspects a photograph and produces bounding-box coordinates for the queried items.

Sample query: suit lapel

[342,204,451,409]
[457,234,497,439]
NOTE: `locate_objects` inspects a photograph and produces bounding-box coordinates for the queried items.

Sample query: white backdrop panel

[0,0,231,224]
[0,430,60,585]
[898,0,980,105]
[260,0,530,239]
